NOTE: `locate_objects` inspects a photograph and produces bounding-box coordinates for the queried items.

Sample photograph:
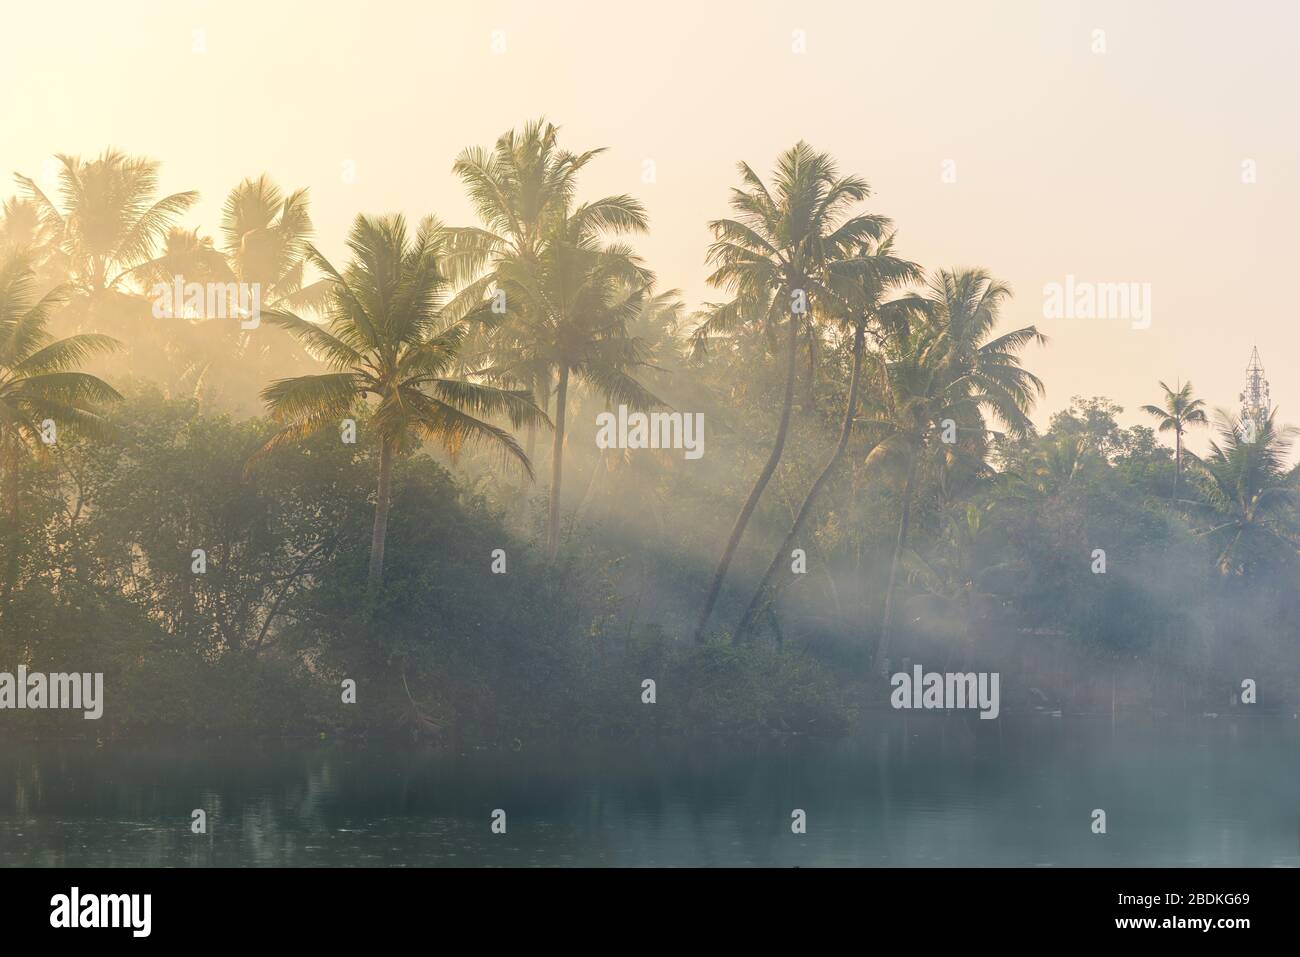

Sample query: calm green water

[2,717,1297,866]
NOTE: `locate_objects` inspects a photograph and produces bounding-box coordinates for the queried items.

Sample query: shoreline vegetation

[2,126,1298,743]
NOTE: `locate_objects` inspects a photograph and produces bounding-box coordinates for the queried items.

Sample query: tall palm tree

[220,176,325,308]
[491,213,659,560]
[691,143,886,641]
[870,269,1044,669]
[734,235,920,640]
[452,120,658,560]
[209,176,331,397]
[14,150,197,304]
[451,120,602,273]
[450,119,608,460]
[0,251,120,615]
[250,213,546,584]
[1186,409,1297,575]
[1141,380,1207,498]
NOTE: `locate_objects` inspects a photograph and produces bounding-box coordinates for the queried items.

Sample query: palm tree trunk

[735,323,868,642]
[875,450,919,671]
[367,438,396,585]
[525,378,544,463]
[0,429,20,625]
[547,366,570,560]
[1173,428,1182,499]
[693,311,801,642]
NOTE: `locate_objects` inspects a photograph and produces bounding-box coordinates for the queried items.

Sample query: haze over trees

[3,123,1298,739]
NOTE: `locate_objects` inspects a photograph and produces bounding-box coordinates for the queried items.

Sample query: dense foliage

[2,131,1297,741]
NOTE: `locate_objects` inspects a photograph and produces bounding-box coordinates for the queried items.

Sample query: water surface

[2,716,1296,866]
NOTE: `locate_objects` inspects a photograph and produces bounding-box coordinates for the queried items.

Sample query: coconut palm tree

[1141,380,1208,498]
[0,251,121,614]
[451,119,603,274]
[1185,409,1298,575]
[452,121,658,560]
[734,235,921,641]
[691,143,887,641]
[570,287,687,525]
[1032,433,1094,495]
[220,176,326,309]
[130,226,247,397]
[14,150,197,305]
[870,268,1045,669]
[250,213,546,584]
[450,119,613,460]
[490,213,660,560]
[1,197,59,271]
[221,176,330,371]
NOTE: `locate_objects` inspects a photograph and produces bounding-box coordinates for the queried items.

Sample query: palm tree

[870,269,1045,669]
[0,251,120,615]
[450,119,608,460]
[691,143,886,641]
[451,120,601,273]
[495,213,659,560]
[1141,380,1208,498]
[128,225,244,397]
[195,176,331,400]
[1,197,59,275]
[220,176,325,308]
[250,213,546,584]
[571,287,687,525]
[452,121,658,560]
[734,235,920,640]
[1032,433,1094,495]
[1185,409,1298,575]
[14,150,197,304]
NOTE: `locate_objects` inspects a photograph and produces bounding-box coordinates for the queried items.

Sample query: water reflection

[2,716,1297,866]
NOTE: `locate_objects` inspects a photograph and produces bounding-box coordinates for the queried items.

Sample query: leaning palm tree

[734,235,921,641]
[0,251,120,614]
[691,143,887,641]
[1141,380,1208,498]
[1184,409,1298,575]
[250,213,546,584]
[870,269,1045,669]
[452,121,658,559]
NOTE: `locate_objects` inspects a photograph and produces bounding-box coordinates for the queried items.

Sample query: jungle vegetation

[2,127,1296,739]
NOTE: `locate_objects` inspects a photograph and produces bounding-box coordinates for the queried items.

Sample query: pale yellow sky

[5,0,1297,449]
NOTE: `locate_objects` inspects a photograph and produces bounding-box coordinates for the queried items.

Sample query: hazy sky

[5,0,1297,449]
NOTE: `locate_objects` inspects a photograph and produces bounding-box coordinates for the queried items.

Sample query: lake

[2,716,1297,866]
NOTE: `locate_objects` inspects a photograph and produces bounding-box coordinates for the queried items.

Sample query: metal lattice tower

[1239,346,1271,427]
